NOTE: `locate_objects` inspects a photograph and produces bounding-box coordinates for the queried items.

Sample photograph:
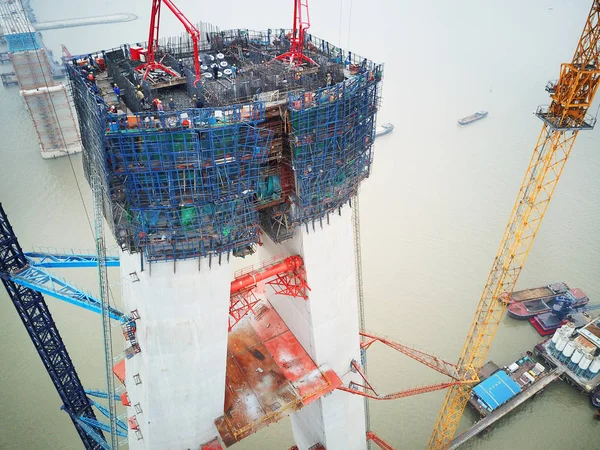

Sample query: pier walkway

[34,13,137,31]
[449,368,564,449]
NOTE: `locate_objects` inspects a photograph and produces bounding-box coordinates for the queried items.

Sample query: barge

[534,317,600,407]
[506,282,569,303]
[508,287,588,319]
[529,311,592,336]
[468,356,548,417]
[451,355,561,448]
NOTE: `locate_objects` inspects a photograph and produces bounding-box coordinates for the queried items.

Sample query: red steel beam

[367,431,395,450]
[230,255,304,294]
[338,381,464,401]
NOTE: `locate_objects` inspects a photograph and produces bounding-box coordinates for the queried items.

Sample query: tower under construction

[60,3,383,448]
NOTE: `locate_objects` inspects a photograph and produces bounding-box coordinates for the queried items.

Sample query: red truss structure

[273,0,316,66]
[228,288,260,331]
[367,431,395,450]
[228,255,310,330]
[337,332,479,401]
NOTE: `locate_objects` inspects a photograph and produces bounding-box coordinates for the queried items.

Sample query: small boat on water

[458,110,488,126]
[375,123,394,137]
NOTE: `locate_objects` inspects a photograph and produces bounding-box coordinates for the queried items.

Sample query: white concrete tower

[258,208,367,450]
[119,254,231,449]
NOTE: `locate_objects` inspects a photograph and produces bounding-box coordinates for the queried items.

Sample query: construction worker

[212,64,219,79]
[168,98,176,111]
[151,98,161,111]
[87,72,95,84]
[157,100,164,112]
[136,89,145,106]
[230,64,237,79]
[113,84,121,102]
[109,105,118,114]
[360,58,367,73]
[325,72,333,87]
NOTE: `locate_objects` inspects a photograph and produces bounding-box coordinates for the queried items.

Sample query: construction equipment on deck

[273,0,316,66]
[428,2,600,447]
[136,0,201,85]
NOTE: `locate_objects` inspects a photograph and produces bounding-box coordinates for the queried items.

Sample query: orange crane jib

[230,255,304,294]
[137,0,202,86]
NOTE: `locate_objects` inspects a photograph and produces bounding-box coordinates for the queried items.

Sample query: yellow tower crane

[428,2,600,448]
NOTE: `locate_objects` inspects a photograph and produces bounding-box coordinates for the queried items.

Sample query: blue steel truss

[25,252,120,268]
[88,399,128,434]
[9,266,124,320]
[0,203,106,450]
[85,389,121,401]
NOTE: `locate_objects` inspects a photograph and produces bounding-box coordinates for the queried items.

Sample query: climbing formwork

[287,71,380,226]
[68,27,383,261]
[69,65,272,263]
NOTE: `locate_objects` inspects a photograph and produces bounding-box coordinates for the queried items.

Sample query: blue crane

[551,294,600,321]
[0,203,118,449]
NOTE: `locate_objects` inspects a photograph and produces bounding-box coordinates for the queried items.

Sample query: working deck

[451,368,563,449]
[215,300,342,446]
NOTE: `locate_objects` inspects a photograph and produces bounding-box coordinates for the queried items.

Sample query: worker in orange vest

[87,72,95,84]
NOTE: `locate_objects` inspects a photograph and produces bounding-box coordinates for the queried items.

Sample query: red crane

[274,0,316,66]
[136,0,202,86]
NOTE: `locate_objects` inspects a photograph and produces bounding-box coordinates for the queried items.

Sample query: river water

[1,0,599,448]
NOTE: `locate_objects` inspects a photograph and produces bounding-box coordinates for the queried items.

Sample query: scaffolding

[68,27,383,261]
[286,70,380,224]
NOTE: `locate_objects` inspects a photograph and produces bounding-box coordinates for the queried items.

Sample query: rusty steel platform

[216,301,342,446]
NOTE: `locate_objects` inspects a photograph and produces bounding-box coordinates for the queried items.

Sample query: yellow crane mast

[428,2,600,448]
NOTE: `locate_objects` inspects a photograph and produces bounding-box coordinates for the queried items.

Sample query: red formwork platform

[216,300,342,446]
[201,438,224,450]
[113,360,126,384]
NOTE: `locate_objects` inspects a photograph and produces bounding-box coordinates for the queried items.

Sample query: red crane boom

[273,0,316,66]
[137,0,201,86]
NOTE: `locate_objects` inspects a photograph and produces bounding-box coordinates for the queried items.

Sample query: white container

[562,341,576,358]
[571,349,584,365]
[556,332,568,351]
[588,358,600,374]
[551,329,562,344]
[563,324,576,338]
[579,354,593,371]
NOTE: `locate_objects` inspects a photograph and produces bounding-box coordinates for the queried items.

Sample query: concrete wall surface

[258,207,367,450]
[120,253,231,449]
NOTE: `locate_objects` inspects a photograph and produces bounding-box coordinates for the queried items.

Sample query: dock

[449,368,564,449]
[33,13,138,32]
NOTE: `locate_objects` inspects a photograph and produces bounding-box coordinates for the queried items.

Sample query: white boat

[458,110,488,126]
[375,123,394,138]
